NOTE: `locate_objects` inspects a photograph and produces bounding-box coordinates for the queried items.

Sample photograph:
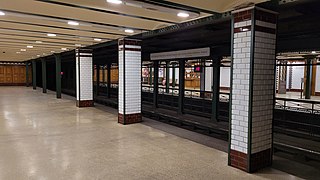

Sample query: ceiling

[0,0,269,62]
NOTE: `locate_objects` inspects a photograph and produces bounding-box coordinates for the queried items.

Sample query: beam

[35,0,176,24]
[178,60,185,114]
[153,60,159,109]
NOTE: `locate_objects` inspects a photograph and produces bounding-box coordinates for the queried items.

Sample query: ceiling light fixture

[75,44,82,47]
[20,49,26,52]
[311,51,316,54]
[47,33,56,37]
[68,21,79,26]
[27,45,33,48]
[61,48,67,51]
[94,38,102,41]
[125,29,134,33]
[177,12,190,18]
[107,0,123,4]
[0,11,5,16]
[37,55,41,57]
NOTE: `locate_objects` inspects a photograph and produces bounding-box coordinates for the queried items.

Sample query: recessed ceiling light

[27,45,33,48]
[75,44,82,47]
[125,29,134,33]
[107,0,123,4]
[0,11,5,16]
[177,12,190,18]
[61,48,67,51]
[21,49,26,52]
[47,33,56,37]
[311,51,316,54]
[36,41,42,43]
[68,21,79,26]
[94,38,102,41]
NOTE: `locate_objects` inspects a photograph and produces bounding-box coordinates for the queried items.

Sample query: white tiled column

[118,39,142,125]
[75,49,94,107]
[229,7,277,172]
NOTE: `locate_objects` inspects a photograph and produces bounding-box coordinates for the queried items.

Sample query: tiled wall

[231,17,252,154]
[251,25,276,154]
[118,39,142,120]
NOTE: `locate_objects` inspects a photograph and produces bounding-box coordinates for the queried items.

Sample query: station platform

[1,87,320,179]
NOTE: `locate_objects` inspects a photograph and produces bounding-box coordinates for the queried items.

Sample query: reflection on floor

[0,87,313,179]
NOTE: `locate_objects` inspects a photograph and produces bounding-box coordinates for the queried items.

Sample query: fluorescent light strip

[107,0,122,4]
[177,12,190,18]
[68,21,79,26]
[125,29,134,33]
[47,33,56,37]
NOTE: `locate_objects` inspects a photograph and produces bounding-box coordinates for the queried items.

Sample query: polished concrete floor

[0,87,306,179]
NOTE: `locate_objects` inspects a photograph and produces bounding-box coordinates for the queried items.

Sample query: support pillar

[166,61,170,93]
[54,54,62,99]
[172,64,176,88]
[153,61,159,109]
[200,60,206,98]
[32,60,36,90]
[149,67,153,85]
[212,58,220,122]
[26,62,29,87]
[229,7,277,172]
[305,58,312,99]
[41,59,47,93]
[75,48,94,107]
[118,38,142,124]
[96,65,100,97]
[178,60,185,114]
[107,63,111,98]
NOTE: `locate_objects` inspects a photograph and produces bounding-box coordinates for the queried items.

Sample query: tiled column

[118,38,142,125]
[229,6,277,172]
[75,49,94,107]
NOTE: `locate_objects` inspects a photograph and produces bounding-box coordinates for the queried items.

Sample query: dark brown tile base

[76,100,94,107]
[250,148,272,172]
[230,149,248,172]
[229,148,272,173]
[118,113,142,125]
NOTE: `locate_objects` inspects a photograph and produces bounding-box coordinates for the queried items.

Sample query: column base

[118,113,142,125]
[229,149,272,173]
[76,100,94,107]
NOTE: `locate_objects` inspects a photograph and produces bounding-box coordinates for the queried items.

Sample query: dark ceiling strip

[0,27,117,40]
[0,20,125,36]
[0,32,112,43]
[134,0,219,14]
[1,9,150,31]
[0,37,92,46]
[35,0,177,24]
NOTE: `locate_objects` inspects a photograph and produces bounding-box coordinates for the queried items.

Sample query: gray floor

[0,87,310,179]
